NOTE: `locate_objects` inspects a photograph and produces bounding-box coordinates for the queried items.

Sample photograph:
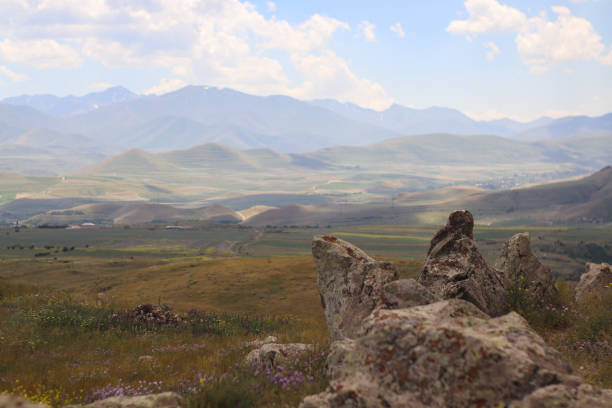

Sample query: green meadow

[0,224,610,406]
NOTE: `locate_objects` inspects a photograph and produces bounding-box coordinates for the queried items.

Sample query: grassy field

[0,224,610,407]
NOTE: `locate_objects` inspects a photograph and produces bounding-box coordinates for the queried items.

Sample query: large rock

[417,210,507,315]
[509,382,612,408]
[0,394,49,408]
[498,232,557,300]
[575,262,612,302]
[75,393,184,408]
[312,235,397,340]
[301,299,575,408]
[244,343,313,368]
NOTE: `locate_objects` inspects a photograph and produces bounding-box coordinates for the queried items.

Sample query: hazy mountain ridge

[1,86,137,117]
[0,85,609,162]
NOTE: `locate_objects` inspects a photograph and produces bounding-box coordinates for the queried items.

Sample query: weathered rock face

[509,382,612,408]
[380,279,439,310]
[244,343,313,367]
[312,235,397,341]
[575,262,612,302]
[76,392,185,408]
[417,210,507,315]
[498,232,557,300]
[0,394,49,408]
[301,299,574,408]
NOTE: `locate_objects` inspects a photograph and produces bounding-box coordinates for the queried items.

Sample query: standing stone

[312,235,397,341]
[300,299,575,408]
[498,232,557,300]
[575,262,612,302]
[417,210,507,315]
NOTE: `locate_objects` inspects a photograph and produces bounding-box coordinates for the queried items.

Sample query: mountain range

[1,85,611,176]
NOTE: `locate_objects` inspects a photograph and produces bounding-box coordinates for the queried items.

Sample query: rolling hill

[244,166,612,226]
[25,202,243,225]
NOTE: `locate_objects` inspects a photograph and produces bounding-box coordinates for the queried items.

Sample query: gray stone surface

[0,394,49,408]
[312,235,397,340]
[380,278,439,310]
[575,262,612,302]
[74,393,184,408]
[509,382,612,408]
[244,343,313,367]
[498,232,557,300]
[301,299,574,408]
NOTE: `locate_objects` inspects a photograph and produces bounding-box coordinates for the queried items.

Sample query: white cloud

[144,78,188,95]
[450,1,612,72]
[569,0,588,3]
[483,41,501,61]
[390,22,405,38]
[599,50,612,66]
[447,0,527,35]
[359,20,376,42]
[289,51,393,110]
[0,38,82,69]
[0,65,28,82]
[267,1,276,12]
[89,81,113,90]
[0,0,391,110]
[516,6,606,72]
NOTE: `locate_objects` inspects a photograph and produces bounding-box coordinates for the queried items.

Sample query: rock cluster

[301,210,612,408]
[498,232,557,300]
[110,304,185,327]
[575,262,612,302]
[417,210,507,315]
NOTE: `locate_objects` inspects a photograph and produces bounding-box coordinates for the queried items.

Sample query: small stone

[138,355,154,363]
[244,343,313,367]
[0,394,49,408]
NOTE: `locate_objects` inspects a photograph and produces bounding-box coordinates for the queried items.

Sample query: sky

[0,0,611,121]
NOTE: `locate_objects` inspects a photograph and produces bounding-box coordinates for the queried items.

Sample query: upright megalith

[498,232,557,300]
[417,210,507,315]
[312,235,397,341]
[575,262,612,302]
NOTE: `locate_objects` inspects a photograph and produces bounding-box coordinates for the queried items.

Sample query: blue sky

[0,0,610,121]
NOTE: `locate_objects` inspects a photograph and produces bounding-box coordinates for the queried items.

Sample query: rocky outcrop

[69,393,185,408]
[302,215,612,408]
[417,210,507,315]
[0,394,49,408]
[301,299,574,408]
[312,235,397,340]
[575,262,612,302]
[244,343,313,367]
[498,232,557,300]
[380,279,439,309]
